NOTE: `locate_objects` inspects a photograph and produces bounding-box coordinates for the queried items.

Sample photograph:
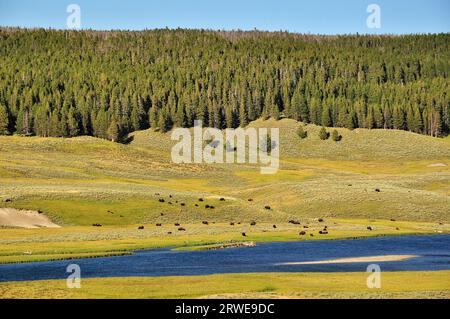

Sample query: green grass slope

[1,119,449,225]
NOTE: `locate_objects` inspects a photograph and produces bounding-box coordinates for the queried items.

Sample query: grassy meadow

[1,271,449,299]
[0,119,449,298]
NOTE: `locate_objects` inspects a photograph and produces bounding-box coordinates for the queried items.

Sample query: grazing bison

[375,189,381,192]
[92,223,102,227]
[396,227,400,230]
[242,232,247,237]
[180,203,185,206]
[138,226,144,230]
[230,222,235,226]
[169,195,173,198]
[303,225,309,229]
[37,210,44,214]
[209,205,215,209]
[310,234,314,237]
[273,225,277,229]
[156,223,162,226]
[4,198,12,202]
[250,221,256,226]
[167,231,172,234]
[248,199,253,202]
[319,230,328,234]
[264,206,271,210]
[318,218,324,222]
[168,202,172,205]
[158,198,165,203]
[174,223,180,226]
[367,226,373,231]
[198,198,204,202]
[160,213,164,216]
[390,218,396,221]
[205,204,210,209]
[178,227,186,231]
[288,220,300,225]
[202,221,209,225]
[155,193,160,196]
[220,198,225,201]
[299,231,306,235]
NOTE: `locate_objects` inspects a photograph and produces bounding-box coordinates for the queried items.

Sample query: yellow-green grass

[1,271,448,299]
[0,219,447,264]
[1,119,449,227]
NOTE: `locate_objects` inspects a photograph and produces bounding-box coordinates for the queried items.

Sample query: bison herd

[89,194,383,238]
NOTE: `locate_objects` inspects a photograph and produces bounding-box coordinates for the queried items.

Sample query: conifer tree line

[0,28,449,141]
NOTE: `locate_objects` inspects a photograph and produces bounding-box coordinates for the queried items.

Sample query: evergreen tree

[68,107,80,136]
[319,126,329,140]
[107,117,120,142]
[331,129,342,141]
[0,104,9,135]
[297,125,307,139]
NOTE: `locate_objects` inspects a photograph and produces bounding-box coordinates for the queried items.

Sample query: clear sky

[0,0,448,34]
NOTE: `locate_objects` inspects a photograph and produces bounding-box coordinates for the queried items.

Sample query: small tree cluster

[297,126,308,139]
[319,127,329,140]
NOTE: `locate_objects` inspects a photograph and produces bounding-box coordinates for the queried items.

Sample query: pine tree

[158,108,173,133]
[239,97,248,127]
[321,105,331,127]
[68,107,80,136]
[297,125,307,139]
[149,105,158,129]
[319,126,329,140]
[331,129,342,141]
[107,117,120,142]
[0,104,9,135]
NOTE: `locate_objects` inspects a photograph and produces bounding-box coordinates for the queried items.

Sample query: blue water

[1,234,449,282]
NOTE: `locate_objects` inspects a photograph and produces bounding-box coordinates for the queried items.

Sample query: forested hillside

[0,28,449,141]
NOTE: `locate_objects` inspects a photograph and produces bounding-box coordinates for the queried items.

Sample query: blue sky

[0,0,448,34]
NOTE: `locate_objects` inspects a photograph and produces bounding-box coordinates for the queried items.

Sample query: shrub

[319,127,329,140]
[297,126,307,139]
[331,129,342,141]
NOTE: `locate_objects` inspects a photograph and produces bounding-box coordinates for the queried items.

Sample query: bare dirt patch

[0,208,60,228]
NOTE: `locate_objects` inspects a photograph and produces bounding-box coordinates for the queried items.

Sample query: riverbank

[0,219,448,264]
[1,271,449,299]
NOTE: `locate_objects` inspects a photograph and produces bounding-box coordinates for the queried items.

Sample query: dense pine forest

[0,28,449,141]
